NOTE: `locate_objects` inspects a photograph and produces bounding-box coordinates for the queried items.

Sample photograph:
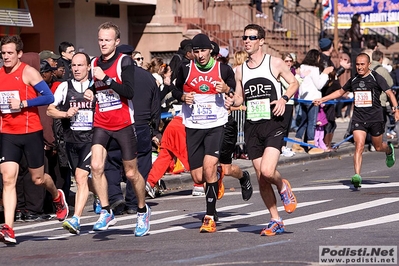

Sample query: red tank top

[183,61,221,94]
[0,62,42,134]
[93,54,134,131]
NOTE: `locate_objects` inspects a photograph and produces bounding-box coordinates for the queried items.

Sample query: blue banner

[323,0,399,29]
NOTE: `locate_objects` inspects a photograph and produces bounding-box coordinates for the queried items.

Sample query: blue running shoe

[62,216,81,235]
[93,210,116,231]
[93,196,101,214]
[260,219,285,236]
[135,204,151,237]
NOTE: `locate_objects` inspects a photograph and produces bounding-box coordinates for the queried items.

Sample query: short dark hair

[59,41,74,55]
[244,24,265,40]
[1,35,23,52]
[371,50,384,62]
[72,52,91,65]
[357,52,370,63]
[366,39,378,50]
[98,21,121,39]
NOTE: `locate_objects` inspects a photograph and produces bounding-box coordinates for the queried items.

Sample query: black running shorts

[0,131,45,168]
[244,119,285,160]
[186,126,224,170]
[92,125,138,161]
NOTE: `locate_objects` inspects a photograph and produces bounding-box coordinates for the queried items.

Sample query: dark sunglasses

[242,35,259,41]
[134,57,144,61]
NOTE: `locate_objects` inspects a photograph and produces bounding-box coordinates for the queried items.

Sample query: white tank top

[241,54,282,121]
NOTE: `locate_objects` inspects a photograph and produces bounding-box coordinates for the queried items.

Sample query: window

[95,3,119,18]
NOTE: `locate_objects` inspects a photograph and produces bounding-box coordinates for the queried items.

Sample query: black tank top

[58,80,95,143]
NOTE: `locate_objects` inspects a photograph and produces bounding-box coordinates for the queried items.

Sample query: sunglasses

[134,57,144,61]
[284,59,293,63]
[242,35,259,41]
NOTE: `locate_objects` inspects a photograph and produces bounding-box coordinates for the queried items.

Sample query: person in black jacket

[57,41,75,81]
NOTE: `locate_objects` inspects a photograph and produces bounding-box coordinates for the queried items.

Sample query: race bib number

[354,91,372,107]
[247,98,271,120]
[70,110,93,131]
[192,102,217,122]
[97,89,122,112]
[0,90,21,114]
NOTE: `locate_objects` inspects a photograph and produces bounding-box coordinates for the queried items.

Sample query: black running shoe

[240,171,253,201]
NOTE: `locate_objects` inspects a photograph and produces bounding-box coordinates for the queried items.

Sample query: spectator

[57,41,75,81]
[292,49,333,154]
[132,51,144,68]
[251,0,267,19]
[345,13,363,76]
[272,0,285,31]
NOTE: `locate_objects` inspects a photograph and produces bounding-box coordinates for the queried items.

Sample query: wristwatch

[281,95,289,102]
[19,101,24,109]
[103,75,112,86]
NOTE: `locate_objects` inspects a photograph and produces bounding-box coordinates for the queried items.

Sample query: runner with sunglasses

[228,24,299,236]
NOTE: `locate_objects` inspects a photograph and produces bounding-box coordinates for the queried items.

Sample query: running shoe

[62,216,81,235]
[260,219,285,236]
[217,166,225,200]
[279,179,297,214]
[192,185,205,196]
[200,215,216,233]
[351,174,362,188]
[135,204,151,237]
[386,142,395,168]
[93,196,102,214]
[92,210,116,231]
[240,171,253,201]
[0,224,16,244]
[145,181,156,199]
[53,189,69,221]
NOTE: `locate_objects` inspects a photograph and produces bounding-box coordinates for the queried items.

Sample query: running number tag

[192,102,217,122]
[0,90,21,114]
[70,110,93,131]
[354,91,372,107]
[96,89,122,112]
[247,98,271,120]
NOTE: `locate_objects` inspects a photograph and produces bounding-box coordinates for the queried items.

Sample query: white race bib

[247,98,271,120]
[70,110,93,131]
[192,102,217,122]
[97,89,122,112]
[354,91,372,107]
[0,90,21,114]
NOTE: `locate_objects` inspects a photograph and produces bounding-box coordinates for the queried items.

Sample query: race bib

[70,110,93,131]
[0,90,21,114]
[192,102,217,122]
[247,98,271,120]
[97,89,122,112]
[354,91,372,107]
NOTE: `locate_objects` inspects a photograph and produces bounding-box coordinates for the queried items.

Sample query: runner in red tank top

[83,22,150,236]
[0,36,68,245]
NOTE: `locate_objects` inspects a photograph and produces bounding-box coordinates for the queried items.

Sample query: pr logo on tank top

[244,78,275,100]
[199,84,210,92]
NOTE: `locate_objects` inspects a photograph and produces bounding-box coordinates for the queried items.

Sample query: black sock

[102,205,111,213]
[137,205,147,213]
[205,181,218,217]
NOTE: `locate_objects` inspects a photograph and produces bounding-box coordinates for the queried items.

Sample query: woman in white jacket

[292,49,334,154]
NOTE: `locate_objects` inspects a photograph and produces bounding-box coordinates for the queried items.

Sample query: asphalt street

[1,121,398,265]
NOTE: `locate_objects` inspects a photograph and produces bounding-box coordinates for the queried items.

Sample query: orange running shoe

[217,166,225,200]
[279,179,297,214]
[260,219,285,236]
[200,215,216,233]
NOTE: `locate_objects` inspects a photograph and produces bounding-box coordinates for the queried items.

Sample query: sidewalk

[159,120,356,189]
